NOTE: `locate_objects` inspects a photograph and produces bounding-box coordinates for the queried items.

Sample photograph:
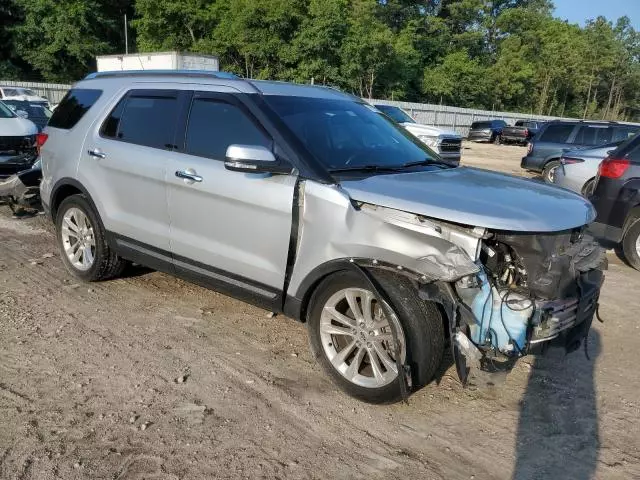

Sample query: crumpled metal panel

[287,180,481,297]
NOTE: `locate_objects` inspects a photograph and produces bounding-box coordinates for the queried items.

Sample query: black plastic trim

[108,232,283,312]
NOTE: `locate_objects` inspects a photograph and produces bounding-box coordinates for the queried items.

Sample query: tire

[493,134,502,145]
[542,160,561,183]
[307,270,444,403]
[55,194,126,281]
[622,219,640,271]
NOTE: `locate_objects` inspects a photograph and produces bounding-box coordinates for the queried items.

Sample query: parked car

[0,86,50,108]
[551,141,623,195]
[373,104,462,164]
[467,120,508,143]
[521,120,640,182]
[3,99,52,131]
[40,71,605,403]
[500,120,544,145]
[0,100,39,179]
[590,133,640,270]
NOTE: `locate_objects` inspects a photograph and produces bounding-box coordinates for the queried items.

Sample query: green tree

[423,49,488,107]
[12,0,132,82]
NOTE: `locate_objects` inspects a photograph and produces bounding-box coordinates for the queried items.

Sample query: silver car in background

[552,142,622,196]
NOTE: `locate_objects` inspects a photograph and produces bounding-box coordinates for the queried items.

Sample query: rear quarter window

[538,124,575,143]
[101,90,180,150]
[48,88,102,129]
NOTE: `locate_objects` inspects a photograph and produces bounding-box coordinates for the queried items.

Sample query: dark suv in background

[590,132,640,271]
[521,120,640,182]
[467,119,507,143]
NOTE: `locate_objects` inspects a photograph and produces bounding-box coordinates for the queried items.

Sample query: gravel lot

[1,142,639,479]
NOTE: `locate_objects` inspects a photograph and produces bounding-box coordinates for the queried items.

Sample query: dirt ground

[1,142,639,480]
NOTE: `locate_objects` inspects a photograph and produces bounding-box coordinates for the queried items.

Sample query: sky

[554,0,640,29]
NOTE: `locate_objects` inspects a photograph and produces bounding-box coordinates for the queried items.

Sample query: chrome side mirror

[224,144,292,175]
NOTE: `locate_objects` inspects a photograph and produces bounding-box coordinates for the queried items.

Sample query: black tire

[307,270,444,403]
[55,194,126,281]
[542,160,561,183]
[493,134,502,145]
[622,219,640,271]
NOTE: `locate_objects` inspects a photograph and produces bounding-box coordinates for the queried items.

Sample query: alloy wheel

[319,288,406,388]
[61,207,96,271]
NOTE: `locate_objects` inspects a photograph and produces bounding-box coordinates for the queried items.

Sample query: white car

[374,104,462,164]
[0,86,50,108]
[0,100,39,178]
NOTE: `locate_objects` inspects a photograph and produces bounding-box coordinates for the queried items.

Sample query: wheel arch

[50,178,99,221]
[285,258,450,332]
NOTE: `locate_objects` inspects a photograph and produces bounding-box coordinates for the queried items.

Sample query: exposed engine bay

[452,227,606,382]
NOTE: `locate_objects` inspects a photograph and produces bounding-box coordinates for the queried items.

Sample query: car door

[79,87,184,260]
[165,91,296,307]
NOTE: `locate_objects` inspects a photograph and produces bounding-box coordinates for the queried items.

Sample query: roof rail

[83,70,239,80]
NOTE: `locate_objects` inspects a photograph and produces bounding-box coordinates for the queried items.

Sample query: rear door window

[184,96,271,159]
[49,88,102,129]
[614,134,640,163]
[538,124,575,143]
[101,90,180,150]
[572,125,613,146]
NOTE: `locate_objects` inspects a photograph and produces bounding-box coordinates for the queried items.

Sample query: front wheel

[307,270,444,403]
[55,194,126,281]
[622,219,640,271]
[542,160,561,183]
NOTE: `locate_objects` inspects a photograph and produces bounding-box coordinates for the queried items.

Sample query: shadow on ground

[513,332,600,480]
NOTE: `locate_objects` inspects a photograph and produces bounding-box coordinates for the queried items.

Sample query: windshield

[20,89,37,96]
[263,95,439,171]
[0,101,16,118]
[374,105,416,124]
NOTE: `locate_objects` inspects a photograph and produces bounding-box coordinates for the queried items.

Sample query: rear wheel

[307,270,444,403]
[622,219,640,271]
[56,194,126,281]
[543,160,561,183]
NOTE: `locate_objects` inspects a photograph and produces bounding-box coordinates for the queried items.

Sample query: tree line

[1,0,638,120]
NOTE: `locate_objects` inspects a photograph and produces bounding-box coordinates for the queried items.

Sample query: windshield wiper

[329,164,404,173]
[401,158,452,169]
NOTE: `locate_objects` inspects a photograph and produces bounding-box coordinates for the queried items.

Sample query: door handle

[175,169,203,183]
[87,148,106,159]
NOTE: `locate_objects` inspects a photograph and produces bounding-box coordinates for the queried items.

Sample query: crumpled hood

[0,117,38,136]
[402,122,460,138]
[340,167,596,232]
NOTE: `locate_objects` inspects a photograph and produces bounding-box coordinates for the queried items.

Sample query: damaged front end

[0,161,42,214]
[448,228,606,386]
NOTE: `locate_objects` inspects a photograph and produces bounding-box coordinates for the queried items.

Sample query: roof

[80,71,356,101]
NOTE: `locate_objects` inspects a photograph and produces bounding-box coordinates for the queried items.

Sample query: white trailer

[96,52,219,72]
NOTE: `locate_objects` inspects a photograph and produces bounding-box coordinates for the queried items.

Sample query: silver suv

[40,71,605,403]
